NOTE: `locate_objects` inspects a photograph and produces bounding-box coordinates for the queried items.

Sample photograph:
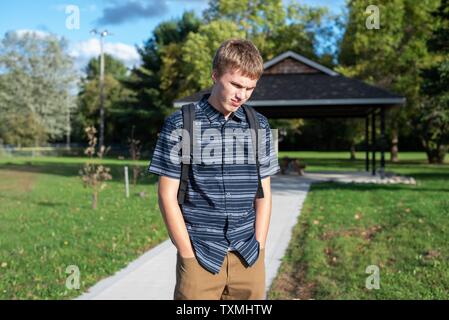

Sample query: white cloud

[14,29,52,39]
[8,30,140,73]
[69,38,141,71]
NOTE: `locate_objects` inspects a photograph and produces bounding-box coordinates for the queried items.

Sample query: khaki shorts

[174,248,265,300]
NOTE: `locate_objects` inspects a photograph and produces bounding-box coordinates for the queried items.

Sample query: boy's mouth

[230,100,240,107]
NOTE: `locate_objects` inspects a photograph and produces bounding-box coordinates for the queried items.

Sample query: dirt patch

[0,169,38,193]
[324,247,339,266]
[423,249,441,260]
[320,225,383,241]
[269,263,317,300]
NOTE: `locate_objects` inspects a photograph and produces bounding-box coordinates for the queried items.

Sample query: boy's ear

[211,70,217,83]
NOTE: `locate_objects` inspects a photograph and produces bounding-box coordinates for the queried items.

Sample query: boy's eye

[231,82,255,90]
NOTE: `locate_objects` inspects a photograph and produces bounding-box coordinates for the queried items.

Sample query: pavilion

[174,51,406,176]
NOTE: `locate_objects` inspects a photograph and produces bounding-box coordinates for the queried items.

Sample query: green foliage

[152,0,339,141]
[337,0,440,147]
[415,0,449,163]
[85,53,128,79]
[414,96,449,163]
[122,11,201,150]
[0,31,77,146]
[179,20,246,96]
[0,110,47,147]
[204,0,286,38]
[75,54,133,144]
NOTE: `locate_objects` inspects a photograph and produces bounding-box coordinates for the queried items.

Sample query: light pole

[90,29,112,150]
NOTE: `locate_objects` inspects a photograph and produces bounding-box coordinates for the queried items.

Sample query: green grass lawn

[0,156,166,299]
[269,153,449,299]
[1,152,448,299]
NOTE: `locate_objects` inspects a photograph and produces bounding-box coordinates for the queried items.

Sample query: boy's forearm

[254,177,272,249]
[158,195,194,256]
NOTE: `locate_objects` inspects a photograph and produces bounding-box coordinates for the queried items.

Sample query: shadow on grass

[0,162,159,185]
[2,157,447,189]
[281,158,435,172]
[0,193,67,209]
[311,174,449,193]
[35,201,66,207]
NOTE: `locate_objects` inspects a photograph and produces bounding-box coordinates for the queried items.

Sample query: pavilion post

[365,116,370,172]
[380,107,386,178]
[371,109,376,176]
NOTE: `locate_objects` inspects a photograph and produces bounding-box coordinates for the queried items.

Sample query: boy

[148,39,279,300]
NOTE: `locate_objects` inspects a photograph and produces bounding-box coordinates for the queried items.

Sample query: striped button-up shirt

[148,94,280,274]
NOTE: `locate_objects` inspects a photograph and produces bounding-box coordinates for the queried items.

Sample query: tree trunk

[390,128,399,162]
[133,166,139,186]
[92,192,98,210]
[350,144,356,161]
[425,145,447,164]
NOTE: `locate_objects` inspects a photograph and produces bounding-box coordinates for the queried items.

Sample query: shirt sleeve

[258,116,280,179]
[147,116,182,179]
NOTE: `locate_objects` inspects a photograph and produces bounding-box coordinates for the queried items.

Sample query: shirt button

[226,192,231,198]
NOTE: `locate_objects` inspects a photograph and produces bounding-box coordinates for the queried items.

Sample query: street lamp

[90,29,112,150]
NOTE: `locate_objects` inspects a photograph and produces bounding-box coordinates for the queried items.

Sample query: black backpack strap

[242,105,264,199]
[177,103,195,205]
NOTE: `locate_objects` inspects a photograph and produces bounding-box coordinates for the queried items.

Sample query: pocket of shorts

[258,247,265,262]
[177,252,197,263]
[177,253,197,274]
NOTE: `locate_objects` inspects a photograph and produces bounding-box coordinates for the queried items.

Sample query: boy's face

[210,68,258,116]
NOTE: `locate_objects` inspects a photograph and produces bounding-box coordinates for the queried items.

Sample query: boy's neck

[207,94,232,120]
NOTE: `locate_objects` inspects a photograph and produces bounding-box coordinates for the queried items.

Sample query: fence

[0,143,150,159]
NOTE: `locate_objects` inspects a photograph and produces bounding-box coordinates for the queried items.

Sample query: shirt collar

[199,93,246,123]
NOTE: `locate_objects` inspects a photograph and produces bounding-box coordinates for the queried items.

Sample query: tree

[199,0,340,145]
[123,11,201,150]
[178,20,246,97]
[76,54,132,146]
[127,1,340,152]
[415,0,449,163]
[79,126,112,209]
[128,125,142,186]
[203,0,286,39]
[0,31,77,146]
[0,109,47,147]
[268,2,339,62]
[203,0,336,63]
[337,0,440,161]
[85,53,128,79]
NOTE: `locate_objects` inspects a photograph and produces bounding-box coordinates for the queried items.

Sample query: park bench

[280,157,307,175]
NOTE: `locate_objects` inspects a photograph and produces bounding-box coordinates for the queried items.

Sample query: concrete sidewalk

[77,175,311,300]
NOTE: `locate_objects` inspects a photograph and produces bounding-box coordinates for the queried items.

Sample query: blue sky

[0,0,346,71]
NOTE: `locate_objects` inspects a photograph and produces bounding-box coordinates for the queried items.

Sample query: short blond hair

[212,39,264,80]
